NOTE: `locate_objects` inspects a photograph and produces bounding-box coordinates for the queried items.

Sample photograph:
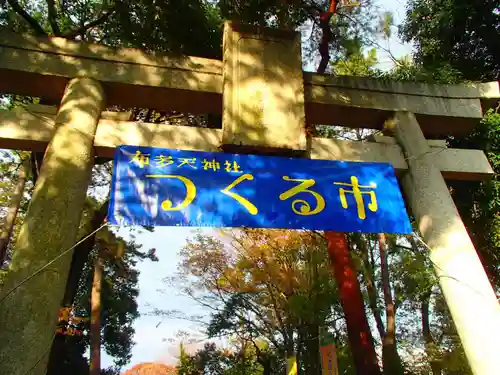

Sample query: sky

[373,0,414,70]
[103,227,212,368]
[107,0,414,371]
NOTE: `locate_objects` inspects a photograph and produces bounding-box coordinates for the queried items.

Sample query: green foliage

[378,11,393,39]
[390,21,500,290]
[387,58,465,84]
[0,142,154,374]
[389,238,436,306]
[177,341,283,375]
[430,293,473,375]
[1,0,383,72]
[218,0,376,51]
[447,108,500,287]
[382,43,500,295]
[218,0,309,28]
[168,230,364,374]
[332,47,378,76]
[105,0,222,58]
[401,0,500,81]
[0,151,33,267]
[1,0,222,58]
[47,227,157,374]
[178,342,233,375]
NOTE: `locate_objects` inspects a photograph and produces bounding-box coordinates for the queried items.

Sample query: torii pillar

[0,77,105,375]
[388,112,500,375]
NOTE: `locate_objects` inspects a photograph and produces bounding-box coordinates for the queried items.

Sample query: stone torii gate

[0,22,499,375]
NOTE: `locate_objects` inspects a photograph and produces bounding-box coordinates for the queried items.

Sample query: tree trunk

[62,201,109,307]
[421,293,441,375]
[297,322,320,375]
[304,246,321,375]
[258,349,272,375]
[285,326,296,375]
[29,151,44,184]
[90,256,103,375]
[357,236,385,340]
[296,324,305,375]
[378,234,405,375]
[262,358,271,375]
[325,231,381,375]
[254,342,272,375]
[46,201,108,374]
[306,323,320,375]
[0,157,29,266]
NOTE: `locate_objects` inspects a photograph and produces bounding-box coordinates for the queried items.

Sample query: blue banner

[108,145,412,234]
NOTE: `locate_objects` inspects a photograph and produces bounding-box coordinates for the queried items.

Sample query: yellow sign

[287,356,297,375]
[320,344,339,375]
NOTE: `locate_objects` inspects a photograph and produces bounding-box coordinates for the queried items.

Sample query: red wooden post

[325,231,381,375]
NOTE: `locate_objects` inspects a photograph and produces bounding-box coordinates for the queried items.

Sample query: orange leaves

[178,228,335,334]
[121,362,177,375]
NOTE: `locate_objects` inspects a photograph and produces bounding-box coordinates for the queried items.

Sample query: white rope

[411,232,500,302]
[0,222,108,304]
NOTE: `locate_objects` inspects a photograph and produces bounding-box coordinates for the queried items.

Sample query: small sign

[321,344,339,375]
[108,145,411,234]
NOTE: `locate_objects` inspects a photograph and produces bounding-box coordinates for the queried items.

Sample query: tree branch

[46,0,61,36]
[63,7,115,40]
[7,0,47,35]
[365,36,403,66]
[317,0,339,74]
[341,11,404,67]
[357,235,386,340]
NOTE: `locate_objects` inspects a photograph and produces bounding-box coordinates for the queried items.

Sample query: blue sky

[103,227,211,368]
[374,0,414,70]
[108,0,414,371]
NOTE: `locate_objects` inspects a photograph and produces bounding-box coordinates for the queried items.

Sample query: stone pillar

[0,77,104,375]
[389,111,500,375]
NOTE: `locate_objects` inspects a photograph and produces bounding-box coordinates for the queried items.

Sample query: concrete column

[389,111,500,375]
[0,77,104,375]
